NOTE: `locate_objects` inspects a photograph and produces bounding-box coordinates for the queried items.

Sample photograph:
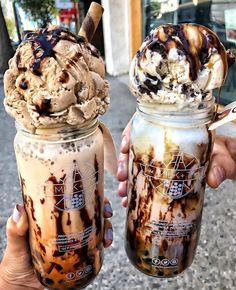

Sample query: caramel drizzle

[136,23,228,92]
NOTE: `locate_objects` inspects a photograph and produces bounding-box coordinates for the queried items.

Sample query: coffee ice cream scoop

[4,26,109,131]
[130,23,228,108]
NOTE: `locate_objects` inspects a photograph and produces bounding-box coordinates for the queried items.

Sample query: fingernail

[118,181,124,192]
[121,136,128,149]
[105,228,113,241]
[117,162,125,175]
[104,203,113,215]
[213,166,225,185]
[12,204,22,223]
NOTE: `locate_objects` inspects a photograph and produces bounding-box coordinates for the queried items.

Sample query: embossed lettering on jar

[125,100,214,278]
[14,120,104,289]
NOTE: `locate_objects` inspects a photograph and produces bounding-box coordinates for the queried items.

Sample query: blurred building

[1,0,14,20]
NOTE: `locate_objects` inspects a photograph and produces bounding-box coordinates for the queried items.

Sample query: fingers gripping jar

[14,119,104,289]
[125,100,214,278]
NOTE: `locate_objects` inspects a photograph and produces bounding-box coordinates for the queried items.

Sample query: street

[0,74,236,290]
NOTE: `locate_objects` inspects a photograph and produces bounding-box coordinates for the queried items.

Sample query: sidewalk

[0,75,236,290]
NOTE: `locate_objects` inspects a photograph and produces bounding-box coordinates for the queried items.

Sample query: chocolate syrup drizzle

[44,173,67,260]
[17,160,102,288]
[94,155,102,235]
[20,27,85,76]
[72,162,94,273]
[135,23,228,95]
[126,142,212,277]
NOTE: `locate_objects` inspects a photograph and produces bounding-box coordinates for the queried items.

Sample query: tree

[150,1,161,19]
[5,17,16,40]
[0,3,14,74]
[16,0,57,28]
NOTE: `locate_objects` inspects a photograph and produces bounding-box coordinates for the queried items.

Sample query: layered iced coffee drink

[14,122,104,289]
[4,26,109,289]
[126,24,229,277]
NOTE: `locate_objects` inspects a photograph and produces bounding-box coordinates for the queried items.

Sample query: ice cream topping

[130,23,228,108]
[4,26,109,131]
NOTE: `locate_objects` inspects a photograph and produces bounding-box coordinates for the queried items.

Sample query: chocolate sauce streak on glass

[40,198,45,204]
[163,200,174,220]
[181,200,187,219]
[139,147,155,225]
[19,175,27,202]
[34,250,45,264]
[133,149,156,256]
[28,196,37,221]
[44,278,54,286]
[39,242,46,254]
[128,146,139,213]
[36,224,42,237]
[47,262,63,274]
[36,272,56,288]
[162,239,168,251]
[67,213,71,226]
[48,174,66,258]
[126,148,140,253]
[73,165,93,266]
[52,250,63,258]
[94,155,101,235]
[127,148,155,255]
[182,237,191,269]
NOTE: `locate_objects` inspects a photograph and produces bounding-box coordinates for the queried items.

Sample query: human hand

[117,121,236,206]
[117,121,131,208]
[207,135,236,187]
[0,200,113,290]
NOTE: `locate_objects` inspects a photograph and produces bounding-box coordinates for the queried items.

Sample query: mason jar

[14,119,104,289]
[125,99,215,278]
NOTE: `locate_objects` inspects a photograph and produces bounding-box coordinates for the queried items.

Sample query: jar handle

[99,122,118,176]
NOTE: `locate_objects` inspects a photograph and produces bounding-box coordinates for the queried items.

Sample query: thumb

[1,205,44,289]
[207,141,236,188]
[5,204,29,256]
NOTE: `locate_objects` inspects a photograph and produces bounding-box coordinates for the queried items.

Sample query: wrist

[0,269,17,290]
[0,276,9,289]
[0,276,38,290]
[0,265,29,290]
